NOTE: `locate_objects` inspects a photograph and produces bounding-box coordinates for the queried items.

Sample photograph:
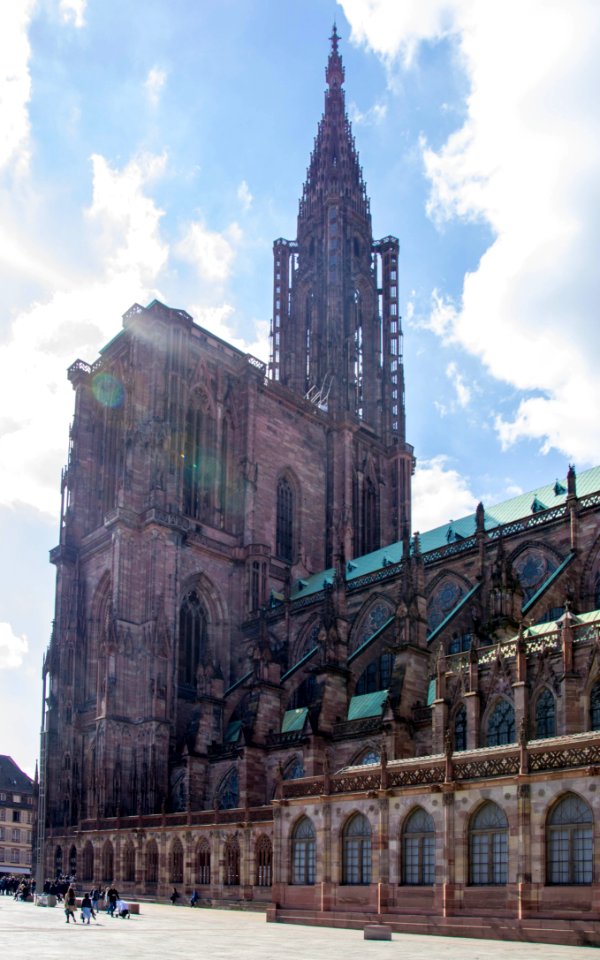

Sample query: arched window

[402,808,435,885]
[591,681,600,730]
[342,813,372,885]
[287,674,317,710]
[217,769,239,810]
[178,589,208,690]
[145,840,159,884]
[54,845,63,878]
[547,794,593,885]
[255,835,272,887]
[355,652,394,695]
[357,749,380,766]
[469,802,508,885]
[276,477,294,562]
[487,699,516,746]
[219,416,235,529]
[169,838,184,883]
[195,838,211,885]
[101,840,114,882]
[291,817,316,885]
[82,841,94,883]
[122,841,136,883]
[183,395,216,522]
[535,689,556,739]
[224,837,240,886]
[68,844,77,877]
[283,756,305,780]
[454,704,467,752]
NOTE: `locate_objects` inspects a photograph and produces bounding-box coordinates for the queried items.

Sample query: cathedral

[39,30,600,945]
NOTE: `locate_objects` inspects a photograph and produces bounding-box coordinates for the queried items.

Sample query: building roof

[288,465,600,603]
[0,756,33,793]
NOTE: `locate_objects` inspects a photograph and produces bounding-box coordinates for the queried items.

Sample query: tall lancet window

[183,392,216,522]
[353,289,363,419]
[276,476,294,563]
[178,590,208,690]
[363,477,379,555]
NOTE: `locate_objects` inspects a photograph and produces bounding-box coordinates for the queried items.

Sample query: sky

[1,0,600,777]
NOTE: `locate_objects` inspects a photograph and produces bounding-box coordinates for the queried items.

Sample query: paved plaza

[0,896,597,960]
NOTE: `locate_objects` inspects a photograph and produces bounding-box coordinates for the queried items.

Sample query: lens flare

[92,372,125,408]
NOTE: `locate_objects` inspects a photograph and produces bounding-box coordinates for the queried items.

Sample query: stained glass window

[487,699,516,746]
[276,477,294,562]
[535,689,556,739]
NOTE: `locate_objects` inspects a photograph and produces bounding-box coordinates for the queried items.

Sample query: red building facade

[40,31,600,945]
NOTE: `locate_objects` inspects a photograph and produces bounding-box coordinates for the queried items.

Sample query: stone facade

[40,30,600,945]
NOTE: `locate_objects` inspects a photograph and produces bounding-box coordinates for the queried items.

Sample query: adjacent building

[40,30,600,945]
[0,756,34,877]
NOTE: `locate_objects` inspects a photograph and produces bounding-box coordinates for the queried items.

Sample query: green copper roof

[347,689,388,721]
[281,707,308,733]
[286,465,600,605]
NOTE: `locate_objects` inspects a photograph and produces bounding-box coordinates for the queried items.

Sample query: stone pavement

[0,896,596,960]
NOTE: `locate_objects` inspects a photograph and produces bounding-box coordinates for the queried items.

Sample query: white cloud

[341,0,600,465]
[237,180,253,211]
[446,360,471,408]
[59,0,87,28]
[0,2,35,174]
[0,150,170,515]
[191,302,270,363]
[412,455,478,533]
[0,622,28,669]
[177,219,242,283]
[145,66,166,107]
[349,100,388,125]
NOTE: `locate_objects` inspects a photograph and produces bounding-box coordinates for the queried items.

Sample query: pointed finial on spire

[326,23,344,89]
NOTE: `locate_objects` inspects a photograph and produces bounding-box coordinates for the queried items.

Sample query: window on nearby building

[11,848,19,864]
[255,835,272,887]
[0,847,4,861]
[291,817,316,885]
[11,828,20,843]
[13,795,20,804]
[469,802,508,885]
[217,769,239,810]
[12,810,20,823]
[547,793,593,885]
[224,837,240,886]
[487,699,516,746]
[402,808,435,885]
[342,813,372,885]
[591,681,600,731]
[535,689,556,739]
[0,828,4,841]
[454,704,467,752]
[195,839,211,885]
[170,838,184,883]
[276,477,294,563]
[145,840,159,884]
[123,841,136,883]
[355,652,394,695]
[178,589,208,690]
[0,809,5,820]
[0,792,5,800]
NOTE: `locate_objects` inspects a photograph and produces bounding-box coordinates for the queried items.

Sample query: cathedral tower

[270,28,413,562]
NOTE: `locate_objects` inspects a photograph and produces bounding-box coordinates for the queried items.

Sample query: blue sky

[2,0,600,776]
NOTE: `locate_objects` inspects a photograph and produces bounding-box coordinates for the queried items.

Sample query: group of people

[0,876,35,899]
[62,882,131,923]
[170,887,201,907]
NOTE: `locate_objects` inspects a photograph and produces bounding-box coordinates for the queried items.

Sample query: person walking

[64,885,77,923]
[81,892,93,924]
